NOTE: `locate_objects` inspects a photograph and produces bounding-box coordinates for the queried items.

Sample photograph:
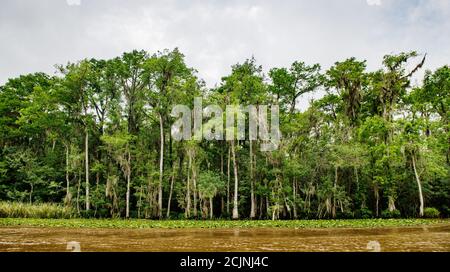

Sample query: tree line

[0,49,449,219]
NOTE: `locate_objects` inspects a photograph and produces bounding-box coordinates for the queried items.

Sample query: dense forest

[0,49,449,220]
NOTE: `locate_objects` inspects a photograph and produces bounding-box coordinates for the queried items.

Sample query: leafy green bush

[337,211,354,219]
[423,207,440,218]
[0,202,75,219]
[381,209,401,219]
[356,208,373,219]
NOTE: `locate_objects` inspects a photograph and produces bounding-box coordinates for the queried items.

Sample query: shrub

[356,208,373,219]
[423,207,440,218]
[337,211,354,219]
[381,209,401,219]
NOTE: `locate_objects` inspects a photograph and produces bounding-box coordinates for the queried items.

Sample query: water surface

[0,224,449,252]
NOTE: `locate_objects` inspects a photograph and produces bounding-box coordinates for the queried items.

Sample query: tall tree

[143,48,193,218]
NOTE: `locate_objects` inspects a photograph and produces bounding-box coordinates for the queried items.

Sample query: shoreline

[0,218,447,229]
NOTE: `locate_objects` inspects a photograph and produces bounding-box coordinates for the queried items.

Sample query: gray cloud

[1,0,449,104]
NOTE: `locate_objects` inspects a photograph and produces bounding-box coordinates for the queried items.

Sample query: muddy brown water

[0,224,449,252]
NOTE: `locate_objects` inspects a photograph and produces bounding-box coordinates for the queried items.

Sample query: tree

[367,52,426,212]
[143,48,193,218]
[327,58,367,126]
[101,128,134,218]
[6,149,49,203]
[221,57,267,219]
[198,171,224,219]
[60,61,94,212]
[270,61,322,113]
[422,66,450,165]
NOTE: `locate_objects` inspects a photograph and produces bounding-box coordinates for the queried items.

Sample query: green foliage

[198,171,224,200]
[356,208,373,219]
[423,207,440,218]
[0,218,445,229]
[0,49,448,221]
[381,209,401,219]
[326,58,367,125]
[269,61,322,113]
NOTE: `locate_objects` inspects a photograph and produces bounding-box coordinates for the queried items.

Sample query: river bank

[0,218,448,229]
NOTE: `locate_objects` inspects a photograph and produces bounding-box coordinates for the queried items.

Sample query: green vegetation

[423,207,441,218]
[0,218,446,229]
[0,202,74,219]
[0,49,449,220]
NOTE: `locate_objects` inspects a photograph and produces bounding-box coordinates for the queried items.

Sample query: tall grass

[0,202,75,219]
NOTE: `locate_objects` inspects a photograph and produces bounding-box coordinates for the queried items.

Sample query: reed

[0,202,75,219]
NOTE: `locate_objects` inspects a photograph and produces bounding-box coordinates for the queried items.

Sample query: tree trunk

[85,130,90,211]
[388,196,396,212]
[249,140,256,219]
[29,184,33,204]
[259,196,264,219]
[293,178,297,219]
[220,151,224,215]
[231,140,239,219]
[221,149,224,177]
[446,124,450,166]
[65,145,71,206]
[227,146,231,215]
[138,185,143,218]
[166,164,176,218]
[374,186,379,217]
[354,166,359,198]
[185,150,192,218]
[158,113,164,219]
[186,149,191,218]
[332,166,338,218]
[412,153,424,217]
[76,173,81,215]
[210,196,214,220]
[192,159,198,218]
[125,151,131,219]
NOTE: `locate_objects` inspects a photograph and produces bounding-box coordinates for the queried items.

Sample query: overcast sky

[1,0,449,93]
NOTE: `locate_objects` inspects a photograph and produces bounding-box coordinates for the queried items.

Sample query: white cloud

[66,0,81,6]
[248,6,263,20]
[366,0,382,6]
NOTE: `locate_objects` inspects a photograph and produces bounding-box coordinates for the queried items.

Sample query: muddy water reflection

[0,224,449,252]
